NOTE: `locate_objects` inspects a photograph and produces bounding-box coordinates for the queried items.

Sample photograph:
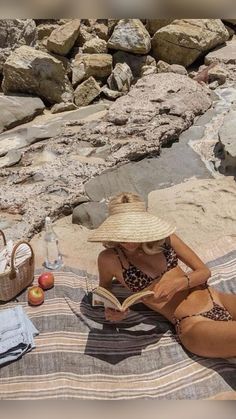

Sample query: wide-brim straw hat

[88,200,176,243]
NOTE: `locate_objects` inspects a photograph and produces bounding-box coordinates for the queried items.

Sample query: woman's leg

[180,319,236,358]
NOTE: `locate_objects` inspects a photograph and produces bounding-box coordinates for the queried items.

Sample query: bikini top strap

[164,236,171,250]
[113,247,129,270]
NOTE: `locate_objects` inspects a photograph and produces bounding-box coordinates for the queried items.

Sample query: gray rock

[49,53,72,78]
[72,201,108,228]
[168,64,187,75]
[179,125,205,142]
[85,144,212,203]
[93,23,109,41]
[74,77,101,107]
[141,65,157,76]
[209,81,220,90]
[46,19,81,55]
[219,108,236,173]
[82,38,107,54]
[72,53,113,86]
[0,19,37,74]
[0,103,109,156]
[51,102,77,113]
[152,19,229,67]
[156,60,171,73]
[205,38,236,64]
[113,51,155,78]
[107,63,133,93]
[157,61,187,75]
[2,46,73,104]
[76,24,94,46]
[218,86,236,103]
[208,64,229,85]
[101,86,124,100]
[194,109,217,126]
[0,150,22,168]
[36,23,60,40]
[0,94,45,134]
[108,19,151,54]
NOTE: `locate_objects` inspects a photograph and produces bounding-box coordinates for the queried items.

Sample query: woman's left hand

[152,275,185,303]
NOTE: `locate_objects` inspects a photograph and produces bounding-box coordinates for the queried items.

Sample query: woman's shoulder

[98,247,118,264]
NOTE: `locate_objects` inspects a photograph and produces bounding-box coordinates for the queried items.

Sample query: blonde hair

[108,191,142,208]
[103,192,168,254]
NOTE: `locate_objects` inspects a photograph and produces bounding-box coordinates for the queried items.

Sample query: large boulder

[107,19,151,54]
[46,19,81,55]
[74,76,101,107]
[152,19,229,67]
[0,94,45,134]
[0,19,37,74]
[146,19,174,35]
[2,46,73,104]
[72,53,112,86]
[74,73,212,165]
[205,38,236,64]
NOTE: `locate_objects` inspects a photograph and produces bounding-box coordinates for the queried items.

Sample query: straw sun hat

[88,199,176,243]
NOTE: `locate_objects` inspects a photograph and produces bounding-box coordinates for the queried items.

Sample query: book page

[92,293,122,310]
[122,290,154,311]
[92,287,155,312]
[92,287,122,310]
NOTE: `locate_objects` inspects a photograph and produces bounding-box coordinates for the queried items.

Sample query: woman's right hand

[105,307,129,322]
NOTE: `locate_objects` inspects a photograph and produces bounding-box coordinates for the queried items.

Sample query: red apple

[38,272,54,290]
[28,286,44,306]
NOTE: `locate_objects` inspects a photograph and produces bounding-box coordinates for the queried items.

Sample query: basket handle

[10,240,35,280]
[0,230,7,246]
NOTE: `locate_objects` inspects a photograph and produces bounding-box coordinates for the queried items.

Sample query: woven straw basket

[0,230,35,302]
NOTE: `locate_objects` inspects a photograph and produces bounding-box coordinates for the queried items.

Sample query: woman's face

[119,242,141,252]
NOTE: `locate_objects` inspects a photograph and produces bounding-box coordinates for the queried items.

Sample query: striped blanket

[0,250,236,399]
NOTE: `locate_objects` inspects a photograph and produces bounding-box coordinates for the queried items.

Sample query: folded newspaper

[0,240,32,274]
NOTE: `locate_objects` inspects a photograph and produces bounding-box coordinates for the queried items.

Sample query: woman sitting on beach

[88,192,236,359]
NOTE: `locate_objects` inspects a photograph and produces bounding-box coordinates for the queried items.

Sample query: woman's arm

[170,233,211,289]
[152,234,211,302]
[97,250,116,290]
[97,250,129,322]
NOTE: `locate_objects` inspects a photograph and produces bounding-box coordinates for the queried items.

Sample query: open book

[92,286,154,312]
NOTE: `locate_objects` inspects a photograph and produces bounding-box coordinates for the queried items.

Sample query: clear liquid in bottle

[44,217,63,270]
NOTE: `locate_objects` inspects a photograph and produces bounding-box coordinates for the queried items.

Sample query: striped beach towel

[0,250,236,399]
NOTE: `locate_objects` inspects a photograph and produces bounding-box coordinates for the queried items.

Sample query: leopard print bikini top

[114,242,178,292]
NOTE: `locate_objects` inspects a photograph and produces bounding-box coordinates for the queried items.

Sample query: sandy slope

[30,176,236,273]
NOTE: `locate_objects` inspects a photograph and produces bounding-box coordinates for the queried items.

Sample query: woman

[88,192,236,358]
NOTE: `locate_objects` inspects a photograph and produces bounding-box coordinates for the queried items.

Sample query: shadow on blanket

[80,292,175,364]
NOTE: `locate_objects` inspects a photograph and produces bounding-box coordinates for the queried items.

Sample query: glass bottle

[44,217,63,270]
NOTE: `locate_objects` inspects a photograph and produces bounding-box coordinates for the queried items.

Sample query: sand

[30,176,236,273]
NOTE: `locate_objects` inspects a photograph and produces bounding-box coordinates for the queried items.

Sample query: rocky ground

[0,72,212,240]
[0,19,236,270]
